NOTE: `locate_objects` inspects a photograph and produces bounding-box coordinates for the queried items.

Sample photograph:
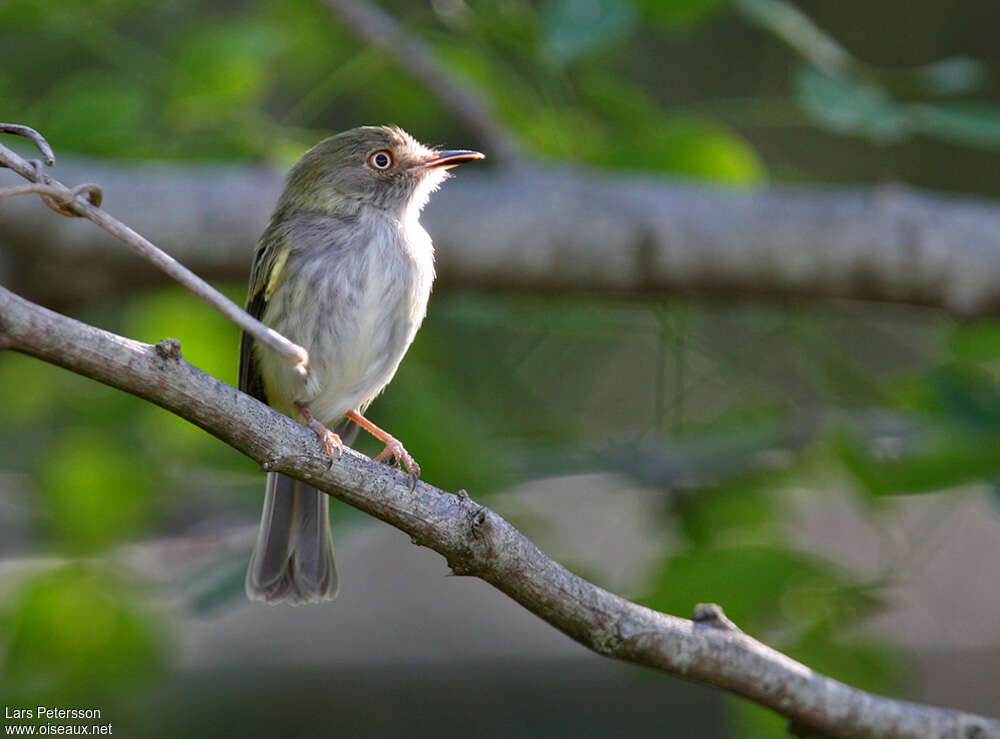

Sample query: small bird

[239,125,483,604]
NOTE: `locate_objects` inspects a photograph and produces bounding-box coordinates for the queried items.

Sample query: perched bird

[239,125,483,604]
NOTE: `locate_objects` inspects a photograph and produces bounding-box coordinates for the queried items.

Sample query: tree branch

[1,284,996,739]
[5,158,1000,317]
[322,0,523,163]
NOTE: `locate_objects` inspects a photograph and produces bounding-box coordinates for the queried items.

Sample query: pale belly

[255,223,433,427]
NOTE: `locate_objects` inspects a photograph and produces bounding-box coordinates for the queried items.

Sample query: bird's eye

[369,150,393,170]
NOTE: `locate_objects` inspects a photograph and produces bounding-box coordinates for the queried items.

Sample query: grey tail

[246,472,338,605]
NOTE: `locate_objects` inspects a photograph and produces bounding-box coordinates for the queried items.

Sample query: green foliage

[39,430,153,550]
[797,66,1000,149]
[540,0,637,65]
[166,22,281,126]
[796,67,910,143]
[0,0,765,184]
[123,286,242,386]
[0,353,62,422]
[632,0,725,29]
[835,322,1000,497]
[2,566,163,702]
[37,72,150,157]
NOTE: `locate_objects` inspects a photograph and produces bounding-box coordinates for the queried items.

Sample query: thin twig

[1,283,997,739]
[323,0,523,162]
[0,122,56,166]
[0,123,308,375]
[733,0,856,75]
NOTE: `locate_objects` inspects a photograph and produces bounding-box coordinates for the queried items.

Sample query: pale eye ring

[369,150,393,170]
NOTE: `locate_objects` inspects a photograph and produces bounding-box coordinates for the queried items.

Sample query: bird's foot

[374,436,421,488]
[296,403,343,465]
[344,410,421,489]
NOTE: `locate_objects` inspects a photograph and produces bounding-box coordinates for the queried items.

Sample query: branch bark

[5,158,1000,316]
[1,283,996,739]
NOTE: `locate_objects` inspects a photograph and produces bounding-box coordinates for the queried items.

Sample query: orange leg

[345,410,421,483]
[296,403,343,462]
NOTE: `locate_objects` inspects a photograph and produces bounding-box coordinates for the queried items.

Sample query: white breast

[258,211,434,426]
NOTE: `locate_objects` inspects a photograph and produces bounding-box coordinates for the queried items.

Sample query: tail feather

[246,472,338,604]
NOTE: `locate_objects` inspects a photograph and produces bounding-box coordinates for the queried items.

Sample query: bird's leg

[296,403,343,463]
[345,410,421,484]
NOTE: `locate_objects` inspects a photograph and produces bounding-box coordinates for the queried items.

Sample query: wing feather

[238,233,289,403]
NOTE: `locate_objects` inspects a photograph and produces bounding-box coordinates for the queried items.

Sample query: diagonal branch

[1,283,996,739]
[323,0,523,163]
[0,123,308,374]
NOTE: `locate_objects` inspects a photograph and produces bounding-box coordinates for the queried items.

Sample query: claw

[375,436,421,487]
[343,410,421,487]
[296,403,343,465]
[319,428,344,464]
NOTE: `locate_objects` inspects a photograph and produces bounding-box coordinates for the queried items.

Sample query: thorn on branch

[455,489,489,538]
[155,338,183,360]
[692,603,742,633]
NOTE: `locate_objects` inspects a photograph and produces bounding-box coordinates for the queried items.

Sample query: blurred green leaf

[677,475,777,546]
[918,57,988,96]
[948,319,1000,365]
[373,346,505,495]
[727,698,789,739]
[122,286,245,456]
[167,22,281,125]
[787,622,903,695]
[577,75,765,182]
[912,102,1000,150]
[39,430,152,549]
[37,72,149,156]
[0,354,61,422]
[835,424,1000,497]
[649,117,765,182]
[3,566,163,701]
[541,0,636,64]
[795,66,909,143]
[123,286,241,384]
[632,0,725,29]
[644,545,845,632]
[924,366,1000,429]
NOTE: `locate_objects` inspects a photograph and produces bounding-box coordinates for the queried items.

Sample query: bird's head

[278,125,484,219]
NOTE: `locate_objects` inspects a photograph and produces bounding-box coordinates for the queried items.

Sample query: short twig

[0,122,56,166]
[0,123,308,376]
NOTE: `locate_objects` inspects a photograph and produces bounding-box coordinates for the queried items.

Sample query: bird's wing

[238,232,291,403]
[237,225,361,446]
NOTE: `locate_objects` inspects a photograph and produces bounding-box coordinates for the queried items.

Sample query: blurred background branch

[5,158,1000,315]
[323,0,523,161]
